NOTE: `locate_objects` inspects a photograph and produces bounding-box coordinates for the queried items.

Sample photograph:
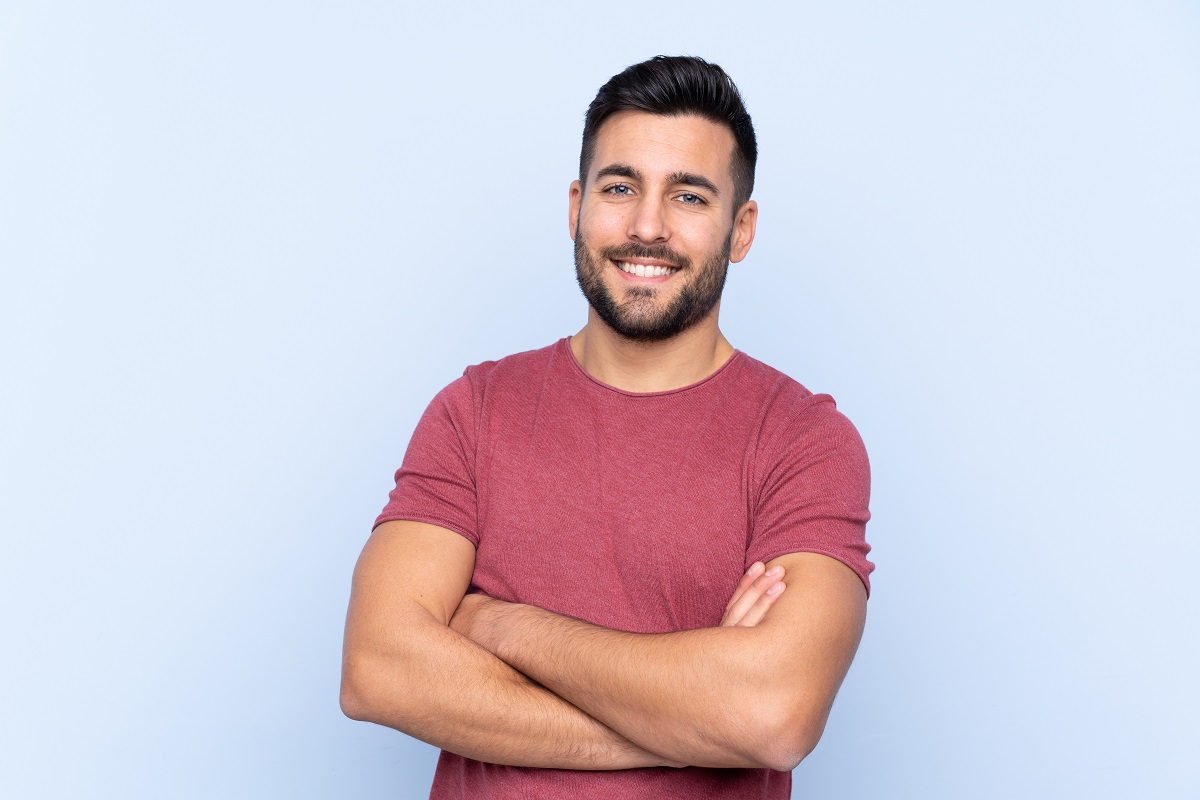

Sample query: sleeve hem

[751,546,872,598]
[372,513,480,548]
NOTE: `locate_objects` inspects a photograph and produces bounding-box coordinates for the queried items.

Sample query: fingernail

[767,582,784,595]
[749,562,764,575]
[766,566,782,577]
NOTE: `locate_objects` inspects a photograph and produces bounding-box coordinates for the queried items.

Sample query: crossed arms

[340,519,866,772]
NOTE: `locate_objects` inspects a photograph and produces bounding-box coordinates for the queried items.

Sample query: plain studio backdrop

[1,1,1197,797]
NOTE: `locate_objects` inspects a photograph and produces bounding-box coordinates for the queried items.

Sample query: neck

[569,307,735,393]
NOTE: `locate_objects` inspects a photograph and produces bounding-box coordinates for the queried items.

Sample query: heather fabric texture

[376,337,872,799]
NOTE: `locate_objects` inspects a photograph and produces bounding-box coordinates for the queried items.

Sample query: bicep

[759,552,867,717]
[346,520,476,637]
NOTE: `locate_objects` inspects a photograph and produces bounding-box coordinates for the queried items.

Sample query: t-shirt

[376,337,873,799]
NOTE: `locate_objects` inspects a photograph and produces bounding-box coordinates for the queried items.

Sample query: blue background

[2,1,1197,797]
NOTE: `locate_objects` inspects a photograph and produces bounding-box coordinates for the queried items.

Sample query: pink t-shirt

[377,338,872,798]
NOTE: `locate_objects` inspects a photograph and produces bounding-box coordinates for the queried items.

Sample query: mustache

[598,243,691,269]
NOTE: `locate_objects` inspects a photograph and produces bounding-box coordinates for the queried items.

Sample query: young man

[341,56,873,799]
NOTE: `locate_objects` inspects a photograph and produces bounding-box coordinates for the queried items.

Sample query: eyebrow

[595,164,641,181]
[593,164,721,197]
[667,171,720,197]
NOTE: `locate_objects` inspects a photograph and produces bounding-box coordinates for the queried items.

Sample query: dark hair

[580,55,757,209]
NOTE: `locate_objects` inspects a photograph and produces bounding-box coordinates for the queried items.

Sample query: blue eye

[606,184,633,195]
[678,193,704,205]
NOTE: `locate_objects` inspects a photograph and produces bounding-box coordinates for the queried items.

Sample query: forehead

[589,111,737,187]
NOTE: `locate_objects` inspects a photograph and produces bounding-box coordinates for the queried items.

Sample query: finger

[722,566,782,626]
[721,564,784,626]
[731,580,785,627]
[723,562,766,614]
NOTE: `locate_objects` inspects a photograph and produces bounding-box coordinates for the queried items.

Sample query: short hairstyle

[579,55,758,209]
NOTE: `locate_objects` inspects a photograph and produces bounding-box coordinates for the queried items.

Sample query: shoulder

[732,353,868,466]
[729,353,812,402]
[461,339,565,392]
[736,356,873,590]
[733,354,854,428]
[433,339,567,409]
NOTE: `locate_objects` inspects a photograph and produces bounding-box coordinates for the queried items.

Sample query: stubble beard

[573,227,732,343]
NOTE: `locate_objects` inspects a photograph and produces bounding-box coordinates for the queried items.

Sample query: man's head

[571,57,759,343]
[580,56,757,211]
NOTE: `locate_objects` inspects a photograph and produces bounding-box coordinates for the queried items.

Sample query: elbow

[745,696,828,772]
[340,652,385,723]
[339,660,368,721]
[756,734,818,773]
[340,682,368,723]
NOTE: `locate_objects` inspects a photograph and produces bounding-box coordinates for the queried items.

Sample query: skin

[568,111,758,393]
[341,110,866,772]
[449,553,865,770]
[341,521,788,769]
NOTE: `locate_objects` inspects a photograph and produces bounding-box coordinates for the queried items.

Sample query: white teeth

[617,261,677,277]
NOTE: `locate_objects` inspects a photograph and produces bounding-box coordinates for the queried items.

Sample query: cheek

[583,207,628,237]
[673,219,725,253]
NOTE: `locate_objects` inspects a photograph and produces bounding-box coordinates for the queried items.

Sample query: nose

[627,196,668,243]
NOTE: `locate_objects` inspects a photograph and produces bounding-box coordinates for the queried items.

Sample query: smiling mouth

[614,261,680,278]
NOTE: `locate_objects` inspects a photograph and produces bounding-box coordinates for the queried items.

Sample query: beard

[574,229,732,342]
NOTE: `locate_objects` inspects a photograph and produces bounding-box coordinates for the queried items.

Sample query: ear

[729,200,758,263]
[568,180,582,241]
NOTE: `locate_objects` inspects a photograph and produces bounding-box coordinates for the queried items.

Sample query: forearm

[456,555,867,773]
[341,521,676,770]
[341,606,676,769]
[462,601,794,769]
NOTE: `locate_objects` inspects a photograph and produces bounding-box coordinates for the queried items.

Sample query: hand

[720,562,785,627]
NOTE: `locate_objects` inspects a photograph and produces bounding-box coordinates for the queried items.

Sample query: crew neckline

[558,337,744,398]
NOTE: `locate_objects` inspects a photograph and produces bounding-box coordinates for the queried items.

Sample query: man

[341,55,873,799]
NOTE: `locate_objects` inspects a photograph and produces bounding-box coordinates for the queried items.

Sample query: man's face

[570,111,757,342]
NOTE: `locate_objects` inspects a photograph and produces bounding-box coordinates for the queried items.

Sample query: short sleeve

[748,395,873,594]
[374,374,480,546]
